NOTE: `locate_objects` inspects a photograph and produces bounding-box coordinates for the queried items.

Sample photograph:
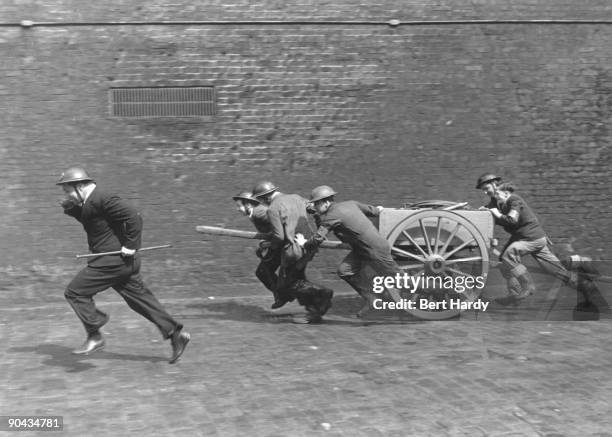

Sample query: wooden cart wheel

[385,210,489,320]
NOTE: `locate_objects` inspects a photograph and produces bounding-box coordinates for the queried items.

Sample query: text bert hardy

[371,273,489,311]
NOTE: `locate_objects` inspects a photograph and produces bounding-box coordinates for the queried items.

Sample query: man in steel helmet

[303,185,401,317]
[232,190,282,307]
[252,181,333,323]
[478,176,600,308]
[475,173,502,197]
[57,167,190,363]
[476,172,528,299]
[233,191,257,217]
[233,191,269,234]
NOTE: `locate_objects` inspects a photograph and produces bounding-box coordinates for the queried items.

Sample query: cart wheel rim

[385,209,490,320]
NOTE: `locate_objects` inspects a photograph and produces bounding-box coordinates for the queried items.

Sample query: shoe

[514,288,532,300]
[72,334,105,355]
[316,289,333,316]
[169,329,190,364]
[291,313,322,324]
[514,270,536,297]
[506,277,523,296]
[271,298,289,310]
[356,296,375,318]
[319,295,333,316]
[576,279,610,313]
[270,289,291,309]
[305,304,323,324]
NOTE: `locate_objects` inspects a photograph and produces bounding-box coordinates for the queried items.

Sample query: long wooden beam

[195,225,350,250]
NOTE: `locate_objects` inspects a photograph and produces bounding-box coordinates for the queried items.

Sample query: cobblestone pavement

[1,271,611,437]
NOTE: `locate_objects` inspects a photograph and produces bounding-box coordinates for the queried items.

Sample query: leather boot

[496,268,534,305]
[496,265,524,305]
[512,266,536,299]
[341,275,376,317]
[506,277,523,296]
[271,292,290,309]
[572,276,601,320]
[72,332,105,355]
[169,328,191,364]
[577,277,609,311]
[314,288,333,316]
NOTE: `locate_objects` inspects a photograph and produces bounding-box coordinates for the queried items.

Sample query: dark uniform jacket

[64,186,143,266]
[307,200,390,260]
[250,204,272,234]
[267,193,312,264]
[487,194,545,241]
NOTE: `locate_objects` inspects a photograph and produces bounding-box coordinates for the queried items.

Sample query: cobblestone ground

[1,270,611,437]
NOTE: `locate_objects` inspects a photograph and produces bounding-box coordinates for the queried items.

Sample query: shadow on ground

[9,344,167,373]
[182,293,424,326]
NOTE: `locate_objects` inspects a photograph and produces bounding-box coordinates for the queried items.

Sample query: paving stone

[1,275,611,436]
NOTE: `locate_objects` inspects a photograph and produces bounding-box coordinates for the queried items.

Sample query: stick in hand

[75,244,172,259]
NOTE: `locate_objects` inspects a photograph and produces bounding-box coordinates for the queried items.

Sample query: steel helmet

[310,185,337,203]
[56,167,94,185]
[232,191,259,204]
[252,181,278,198]
[475,173,501,189]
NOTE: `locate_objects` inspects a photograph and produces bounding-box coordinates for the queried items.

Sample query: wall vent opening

[110,86,216,118]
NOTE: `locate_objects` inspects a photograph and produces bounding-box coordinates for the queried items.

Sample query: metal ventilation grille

[110,86,216,117]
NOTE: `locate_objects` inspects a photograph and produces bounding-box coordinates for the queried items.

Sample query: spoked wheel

[385,210,489,320]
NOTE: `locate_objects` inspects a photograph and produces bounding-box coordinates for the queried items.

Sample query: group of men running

[55,167,603,362]
[235,174,602,322]
[233,181,401,323]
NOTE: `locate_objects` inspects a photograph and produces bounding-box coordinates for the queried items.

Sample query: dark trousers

[276,263,333,314]
[337,250,401,296]
[65,257,181,338]
[500,236,572,283]
[255,249,281,292]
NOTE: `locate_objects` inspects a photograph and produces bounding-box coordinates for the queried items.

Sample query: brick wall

[1,1,610,295]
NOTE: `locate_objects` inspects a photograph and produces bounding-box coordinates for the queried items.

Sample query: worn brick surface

[1,271,611,436]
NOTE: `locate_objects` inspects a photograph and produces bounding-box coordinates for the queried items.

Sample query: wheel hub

[424,254,446,274]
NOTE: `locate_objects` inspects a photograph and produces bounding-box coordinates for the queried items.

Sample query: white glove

[120,246,136,257]
[376,205,384,213]
[294,233,307,247]
[488,208,502,218]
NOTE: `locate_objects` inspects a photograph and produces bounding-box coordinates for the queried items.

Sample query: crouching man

[477,174,599,306]
[253,181,333,324]
[232,190,283,308]
[304,185,401,317]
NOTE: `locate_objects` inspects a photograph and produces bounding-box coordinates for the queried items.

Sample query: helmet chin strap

[72,183,85,205]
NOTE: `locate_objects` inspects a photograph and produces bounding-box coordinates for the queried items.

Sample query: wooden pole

[195,225,350,250]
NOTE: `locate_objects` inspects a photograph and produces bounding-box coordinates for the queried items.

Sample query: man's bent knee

[65,287,79,300]
[501,247,522,266]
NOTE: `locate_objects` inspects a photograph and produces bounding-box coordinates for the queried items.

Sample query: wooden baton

[75,244,173,259]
